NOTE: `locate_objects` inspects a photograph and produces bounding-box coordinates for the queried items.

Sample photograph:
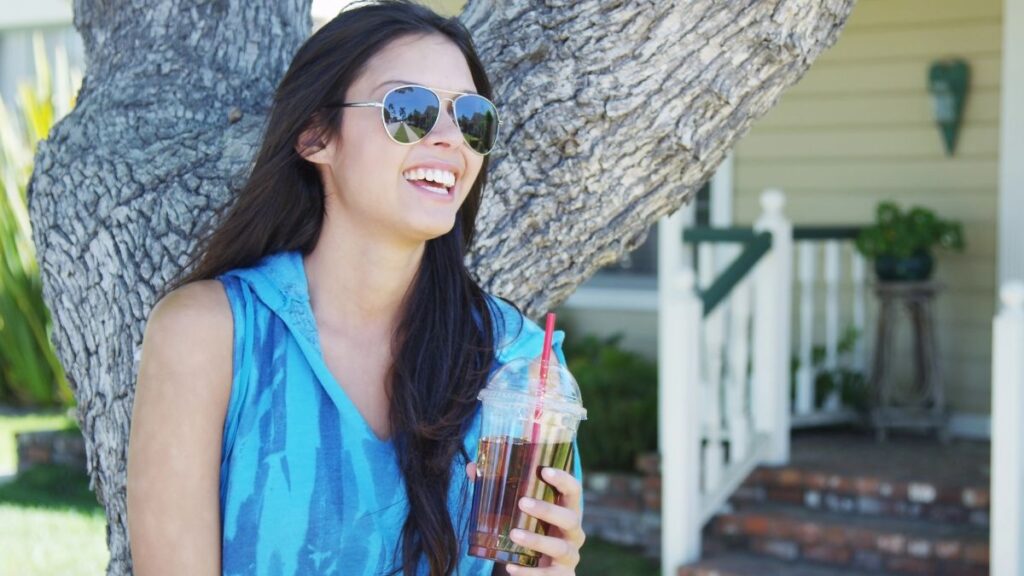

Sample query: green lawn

[0,464,109,575]
[0,412,109,575]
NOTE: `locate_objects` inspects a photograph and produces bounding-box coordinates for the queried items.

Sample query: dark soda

[468,436,575,566]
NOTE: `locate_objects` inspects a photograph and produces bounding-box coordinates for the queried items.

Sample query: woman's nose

[426,100,463,147]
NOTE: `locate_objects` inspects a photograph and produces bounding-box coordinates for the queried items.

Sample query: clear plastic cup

[467,357,587,567]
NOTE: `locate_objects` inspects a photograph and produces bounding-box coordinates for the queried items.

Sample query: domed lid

[478,357,587,420]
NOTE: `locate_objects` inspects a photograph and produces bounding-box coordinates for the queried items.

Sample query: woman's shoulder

[483,293,566,363]
[143,280,234,379]
[149,280,233,336]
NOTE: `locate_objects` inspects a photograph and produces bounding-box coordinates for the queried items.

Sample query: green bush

[563,333,657,473]
[0,36,77,407]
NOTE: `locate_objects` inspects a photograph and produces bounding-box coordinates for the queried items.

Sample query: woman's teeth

[402,167,456,195]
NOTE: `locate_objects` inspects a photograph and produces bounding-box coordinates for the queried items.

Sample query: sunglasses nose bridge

[425,96,463,142]
[437,97,460,128]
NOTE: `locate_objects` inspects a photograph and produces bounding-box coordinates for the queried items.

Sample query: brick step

[679,552,902,576]
[709,503,988,575]
[733,465,989,527]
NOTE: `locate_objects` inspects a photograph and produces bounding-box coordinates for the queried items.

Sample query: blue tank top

[216,250,582,576]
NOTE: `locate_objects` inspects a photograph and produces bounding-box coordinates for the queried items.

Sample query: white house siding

[733,0,1003,416]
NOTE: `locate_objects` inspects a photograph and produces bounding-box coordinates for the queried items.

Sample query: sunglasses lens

[382,86,439,144]
[454,94,499,155]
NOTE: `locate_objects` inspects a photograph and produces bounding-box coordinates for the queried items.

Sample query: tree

[27,0,854,572]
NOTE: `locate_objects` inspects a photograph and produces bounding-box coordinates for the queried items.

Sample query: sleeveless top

[215,250,583,576]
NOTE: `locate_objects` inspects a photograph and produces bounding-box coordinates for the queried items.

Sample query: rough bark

[462,0,856,313]
[27,0,854,573]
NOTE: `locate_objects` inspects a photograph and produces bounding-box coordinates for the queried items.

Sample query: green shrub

[790,326,869,412]
[0,36,77,407]
[563,333,657,473]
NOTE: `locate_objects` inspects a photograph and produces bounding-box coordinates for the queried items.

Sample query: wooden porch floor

[786,427,989,488]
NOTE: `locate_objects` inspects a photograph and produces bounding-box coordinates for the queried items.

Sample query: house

[564,0,1010,442]
[548,1,1022,574]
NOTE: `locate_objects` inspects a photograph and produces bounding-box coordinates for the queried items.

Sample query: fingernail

[520,497,534,509]
[506,566,518,574]
[510,528,525,540]
[542,467,557,478]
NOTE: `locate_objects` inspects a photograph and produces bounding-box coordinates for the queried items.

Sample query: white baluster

[698,240,723,490]
[753,189,793,465]
[991,281,1024,576]
[851,250,867,373]
[796,242,816,415]
[823,240,841,411]
[703,300,726,492]
[726,277,752,463]
[658,210,702,571]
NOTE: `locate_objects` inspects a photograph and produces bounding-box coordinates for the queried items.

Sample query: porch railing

[659,189,793,572]
[991,281,1024,576]
[658,188,866,573]
[791,227,867,426]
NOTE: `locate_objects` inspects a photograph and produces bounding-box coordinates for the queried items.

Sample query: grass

[578,538,660,576]
[0,410,77,474]
[0,464,109,575]
[0,412,108,575]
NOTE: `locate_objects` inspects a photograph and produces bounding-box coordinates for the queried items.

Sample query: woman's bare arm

[127,280,233,575]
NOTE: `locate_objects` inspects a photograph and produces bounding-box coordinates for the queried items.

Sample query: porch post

[658,208,702,573]
[753,189,793,465]
[999,0,1024,283]
[991,282,1024,576]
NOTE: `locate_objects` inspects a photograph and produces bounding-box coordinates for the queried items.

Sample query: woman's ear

[295,123,334,165]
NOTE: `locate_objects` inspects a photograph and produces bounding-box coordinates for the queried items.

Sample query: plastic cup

[467,356,587,567]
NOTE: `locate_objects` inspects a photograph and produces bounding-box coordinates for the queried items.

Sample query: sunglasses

[327,84,502,156]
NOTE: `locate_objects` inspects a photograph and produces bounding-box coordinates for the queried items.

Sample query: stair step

[734,464,989,527]
[709,503,988,575]
[679,552,901,576]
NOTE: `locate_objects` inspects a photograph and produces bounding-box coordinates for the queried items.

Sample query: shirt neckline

[291,251,394,446]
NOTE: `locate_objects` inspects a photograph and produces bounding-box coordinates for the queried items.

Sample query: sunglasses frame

[328,84,502,156]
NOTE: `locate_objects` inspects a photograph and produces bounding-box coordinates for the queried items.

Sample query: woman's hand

[466,463,586,574]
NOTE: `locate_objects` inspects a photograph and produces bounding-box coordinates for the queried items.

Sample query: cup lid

[478,357,587,420]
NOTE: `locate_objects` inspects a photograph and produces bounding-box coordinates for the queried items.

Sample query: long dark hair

[168,2,498,574]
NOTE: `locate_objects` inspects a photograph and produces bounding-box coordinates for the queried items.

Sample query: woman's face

[304,33,485,246]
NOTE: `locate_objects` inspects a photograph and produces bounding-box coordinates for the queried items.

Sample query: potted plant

[854,202,965,282]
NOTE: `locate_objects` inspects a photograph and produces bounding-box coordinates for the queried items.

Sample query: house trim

[710,152,734,228]
[562,285,659,311]
[947,413,991,441]
[999,0,1024,285]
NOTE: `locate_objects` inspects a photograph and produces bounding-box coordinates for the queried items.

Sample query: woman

[126,1,585,575]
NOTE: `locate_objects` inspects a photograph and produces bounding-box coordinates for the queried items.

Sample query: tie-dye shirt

[216,250,581,576]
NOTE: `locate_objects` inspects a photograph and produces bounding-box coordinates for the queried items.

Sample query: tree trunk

[27,0,854,572]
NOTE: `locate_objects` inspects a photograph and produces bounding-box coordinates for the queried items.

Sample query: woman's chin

[406,217,457,243]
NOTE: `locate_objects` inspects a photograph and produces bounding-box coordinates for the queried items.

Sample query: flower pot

[874,251,934,282]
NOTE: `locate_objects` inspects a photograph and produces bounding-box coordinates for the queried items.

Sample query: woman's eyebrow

[373,79,478,94]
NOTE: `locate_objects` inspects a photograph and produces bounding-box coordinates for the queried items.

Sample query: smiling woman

[125,2,584,576]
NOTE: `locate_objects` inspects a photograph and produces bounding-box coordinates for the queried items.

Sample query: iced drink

[468,356,587,567]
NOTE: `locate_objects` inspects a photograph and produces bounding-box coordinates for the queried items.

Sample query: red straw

[532,312,557,443]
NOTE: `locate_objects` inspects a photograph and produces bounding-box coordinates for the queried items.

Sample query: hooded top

[215,250,582,576]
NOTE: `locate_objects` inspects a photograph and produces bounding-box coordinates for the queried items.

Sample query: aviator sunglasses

[326,84,501,156]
